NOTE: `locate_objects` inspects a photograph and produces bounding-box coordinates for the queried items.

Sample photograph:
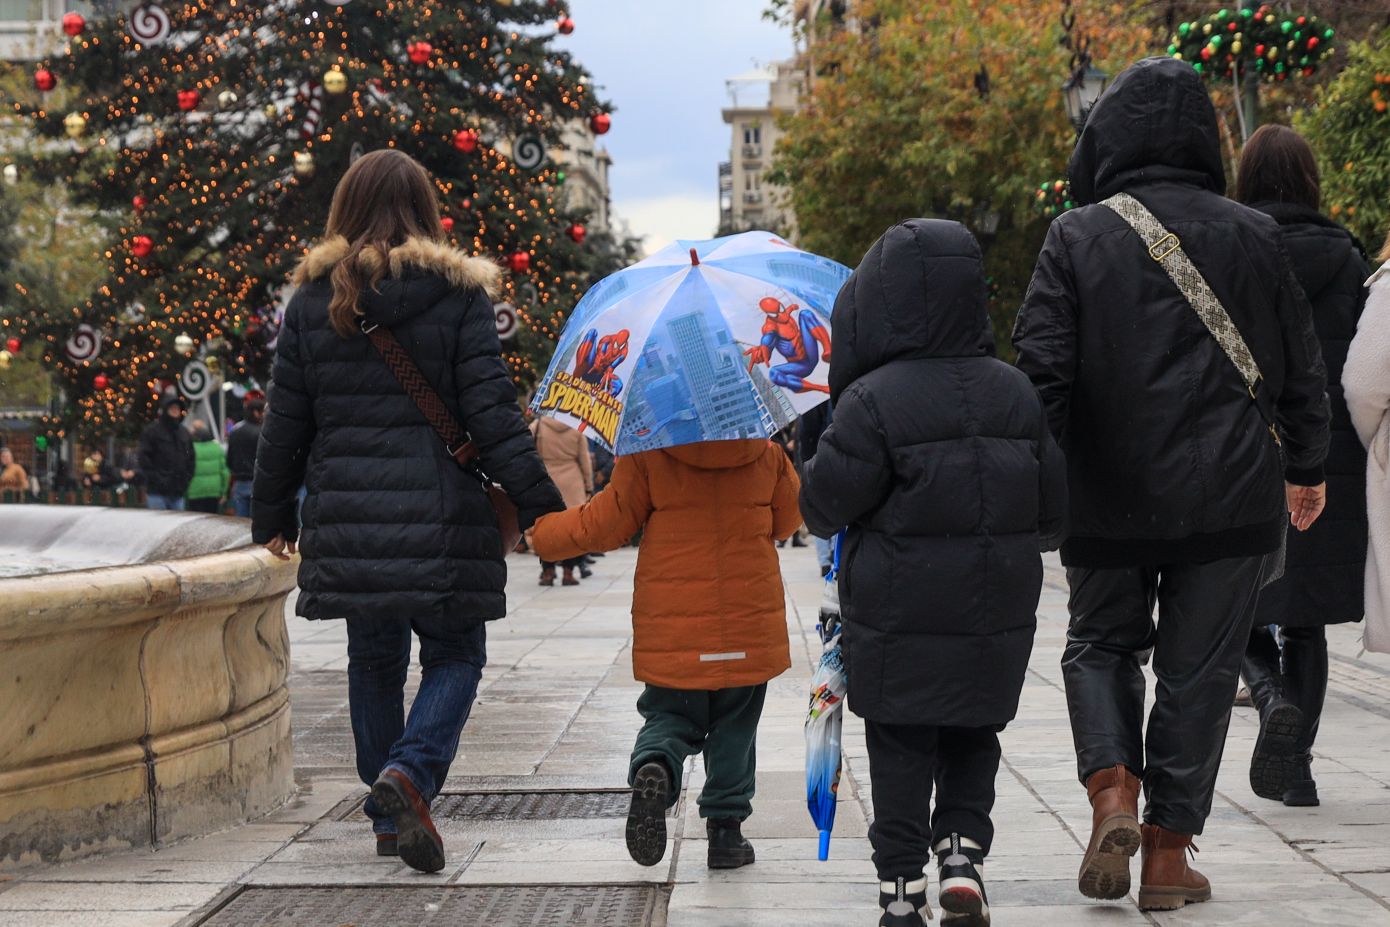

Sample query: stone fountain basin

[0,507,297,871]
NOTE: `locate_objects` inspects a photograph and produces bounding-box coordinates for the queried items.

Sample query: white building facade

[719,59,801,238]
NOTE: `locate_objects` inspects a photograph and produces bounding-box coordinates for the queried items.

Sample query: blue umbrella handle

[818,829,832,861]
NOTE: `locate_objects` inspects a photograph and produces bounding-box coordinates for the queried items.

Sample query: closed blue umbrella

[806,532,847,860]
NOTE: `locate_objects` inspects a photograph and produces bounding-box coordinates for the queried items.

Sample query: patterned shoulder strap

[1102,192,1265,393]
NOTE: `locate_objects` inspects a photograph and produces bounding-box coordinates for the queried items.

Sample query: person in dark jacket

[1013,58,1331,913]
[795,402,834,575]
[252,150,563,874]
[226,396,265,518]
[802,219,1067,927]
[138,395,195,510]
[1234,124,1370,809]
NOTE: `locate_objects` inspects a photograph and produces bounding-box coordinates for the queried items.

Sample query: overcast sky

[563,1,792,254]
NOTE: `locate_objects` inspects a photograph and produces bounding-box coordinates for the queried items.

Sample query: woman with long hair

[252,149,563,872]
[1234,124,1370,807]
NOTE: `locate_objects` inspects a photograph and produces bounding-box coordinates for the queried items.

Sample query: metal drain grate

[339,790,647,821]
[198,885,663,927]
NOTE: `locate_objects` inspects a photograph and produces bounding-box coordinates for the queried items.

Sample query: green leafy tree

[771,0,1153,350]
[6,1,620,439]
[1298,26,1390,253]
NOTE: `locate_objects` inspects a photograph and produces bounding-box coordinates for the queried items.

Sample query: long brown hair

[323,149,445,336]
[1234,124,1321,210]
[1381,227,1390,264]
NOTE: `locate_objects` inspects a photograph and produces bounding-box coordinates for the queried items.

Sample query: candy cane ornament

[297,80,324,139]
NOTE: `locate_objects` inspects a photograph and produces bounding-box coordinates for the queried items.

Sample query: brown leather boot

[1078,763,1142,900]
[1138,824,1211,911]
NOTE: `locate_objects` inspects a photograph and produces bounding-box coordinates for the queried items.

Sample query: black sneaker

[878,876,931,927]
[935,833,990,926]
[1250,698,1303,800]
[1283,754,1320,807]
[626,761,671,866]
[707,818,755,869]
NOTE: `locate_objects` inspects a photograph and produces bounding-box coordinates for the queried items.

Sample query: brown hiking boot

[1138,824,1211,911]
[1078,763,1142,900]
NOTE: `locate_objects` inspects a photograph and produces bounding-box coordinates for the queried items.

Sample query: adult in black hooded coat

[1232,124,1370,810]
[137,395,195,509]
[252,151,563,875]
[801,219,1066,926]
[1013,58,1330,912]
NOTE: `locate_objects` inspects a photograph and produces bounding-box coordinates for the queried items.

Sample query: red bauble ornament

[441,216,455,232]
[1307,36,1320,49]
[132,195,149,212]
[453,128,479,153]
[407,41,433,64]
[5,338,20,354]
[34,69,56,92]
[177,90,202,111]
[557,17,575,35]
[566,223,586,243]
[93,374,110,391]
[589,112,611,135]
[131,235,154,258]
[508,251,531,273]
[61,12,85,36]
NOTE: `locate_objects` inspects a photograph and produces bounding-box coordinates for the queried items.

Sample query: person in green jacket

[186,419,230,514]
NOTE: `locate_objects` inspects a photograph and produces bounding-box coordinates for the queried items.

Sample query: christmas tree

[3,0,623,440]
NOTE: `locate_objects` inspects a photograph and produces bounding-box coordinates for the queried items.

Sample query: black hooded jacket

[252,237,564,622]
[137,396,195,498]
[1013,57,1330,568]
[1251,202,1369,626]
[801,220,1068,728]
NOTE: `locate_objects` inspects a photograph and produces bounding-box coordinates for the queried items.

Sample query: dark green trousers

[628,683,767,821]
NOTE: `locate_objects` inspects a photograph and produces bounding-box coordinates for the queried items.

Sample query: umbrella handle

[818,830,831,861]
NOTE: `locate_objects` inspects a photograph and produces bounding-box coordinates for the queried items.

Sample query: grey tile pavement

[1,548,1389,926]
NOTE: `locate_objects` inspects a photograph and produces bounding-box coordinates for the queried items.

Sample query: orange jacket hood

[661,439,771,471]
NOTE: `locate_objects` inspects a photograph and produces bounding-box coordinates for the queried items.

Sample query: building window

[0,0,43,19]
[743,124,761,146]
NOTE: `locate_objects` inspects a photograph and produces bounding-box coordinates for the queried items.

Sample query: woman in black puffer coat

[252,150,562,873]
[801,219,1067,926]
[1235,125,1370,809]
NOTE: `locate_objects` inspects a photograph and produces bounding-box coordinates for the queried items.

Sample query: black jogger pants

[865,720,1002,882]
[1063,555,1266,835]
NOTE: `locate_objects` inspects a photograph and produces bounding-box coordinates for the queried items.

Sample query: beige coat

[530,417,593,509]
[1344,261,1390,653]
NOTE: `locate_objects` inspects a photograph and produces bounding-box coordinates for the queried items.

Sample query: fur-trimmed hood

[294,235,501,296]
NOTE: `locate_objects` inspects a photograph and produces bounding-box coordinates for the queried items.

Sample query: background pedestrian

[185,419,230,514]
[1234,124,1371,809]
[227,396,265,518]
[530,416,593,586]
[252,149,562,875]
[0,447,28,494]
[138,396,195,511]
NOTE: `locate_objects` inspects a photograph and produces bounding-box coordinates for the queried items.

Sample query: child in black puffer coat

[800,219,1067,927]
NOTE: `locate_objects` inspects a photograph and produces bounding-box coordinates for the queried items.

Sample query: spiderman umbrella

[529,230,851,454]
[806,532,847,860]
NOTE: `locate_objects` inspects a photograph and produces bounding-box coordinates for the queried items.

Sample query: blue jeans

[231,481,253,518]
[346,617,487,835]
[147,494,186,511]
[815,535,834,572]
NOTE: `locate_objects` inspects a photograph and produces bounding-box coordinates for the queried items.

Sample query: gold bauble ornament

[294,151,316,177]
[0,350,11,370]
[174,332,195,355]
[64,112,87,139]
[2,164,17,185]
[323,69,348,94]
[217,90,239,109]
[264,103,278,118]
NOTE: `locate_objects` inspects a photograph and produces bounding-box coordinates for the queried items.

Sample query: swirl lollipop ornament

[512,133,545,172]
[65,324,102,364]
[179,359,212,402]
[128,4,171,45]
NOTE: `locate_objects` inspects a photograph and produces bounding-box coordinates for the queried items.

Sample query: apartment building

[718,59,800,238]
[555,119,613,236]
[0,0,114,60]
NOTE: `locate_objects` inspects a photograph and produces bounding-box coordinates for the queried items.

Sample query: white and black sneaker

[878,875,932,927]
[935,834,989,926]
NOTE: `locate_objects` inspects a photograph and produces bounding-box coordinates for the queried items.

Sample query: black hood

[1252,200,1361,298]
[1069,57,1225,206]
[158,395,187,415]
[828,219,993,401]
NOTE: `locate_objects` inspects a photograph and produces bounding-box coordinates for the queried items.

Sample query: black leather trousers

[1063,556,1266,834]
[1242,623,1328,754]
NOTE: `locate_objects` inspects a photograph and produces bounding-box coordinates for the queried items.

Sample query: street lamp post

[1062,62,1110,134]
